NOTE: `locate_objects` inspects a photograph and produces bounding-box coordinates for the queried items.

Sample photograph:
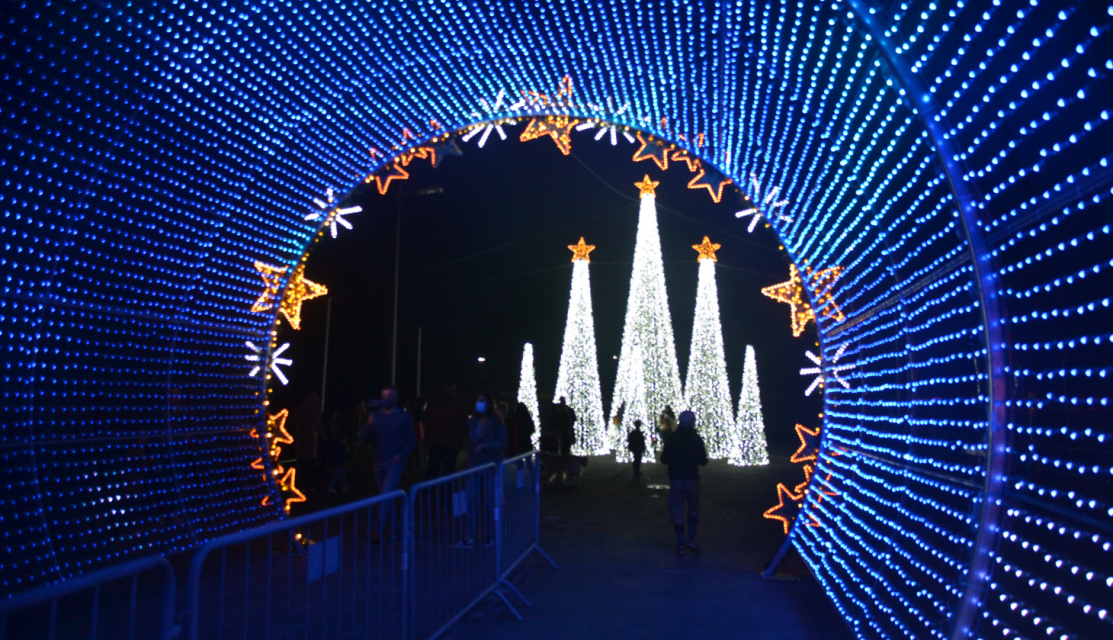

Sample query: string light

[516,343,541,450]
[305,188,363,238]
[3,4,1108,637]
[611,179,683,457]
[554,238,607,455]
[519,115,579,155]
[735,174,792,233]
[251,262,328,331]
[631,131,673,170]
[762,265,814,337]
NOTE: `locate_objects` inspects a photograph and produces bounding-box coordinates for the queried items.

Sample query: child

[627,419,647,477]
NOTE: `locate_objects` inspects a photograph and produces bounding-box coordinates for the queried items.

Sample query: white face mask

[475,401,487,414]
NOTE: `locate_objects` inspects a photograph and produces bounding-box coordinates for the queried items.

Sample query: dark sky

[270,125,823,455]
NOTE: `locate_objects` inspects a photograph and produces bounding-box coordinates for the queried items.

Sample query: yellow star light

[635,175,660,198]
[789,423,821,464]
[761,264,815,337]
[632,131,672,170]
[279,264,327,330]
[277,468,306,510]
[268,408,293,447]
[692,236,721,262]
[519,115,578,155]
[251,262,328,330]
[568,237,596,262]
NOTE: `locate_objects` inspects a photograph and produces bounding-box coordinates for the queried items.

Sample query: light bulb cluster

[1,3,1109,638]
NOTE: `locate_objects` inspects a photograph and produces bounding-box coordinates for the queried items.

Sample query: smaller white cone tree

[730,345,770,466]
[516,342,541,450]
[553,238,607,454]
[682,238,735,459]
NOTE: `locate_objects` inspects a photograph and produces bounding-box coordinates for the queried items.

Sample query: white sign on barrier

[307,536,340,582]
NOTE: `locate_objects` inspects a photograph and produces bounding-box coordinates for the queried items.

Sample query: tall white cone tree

[516,342,541,449]
[682,237,735,458]
[553,238,607,455]
[611,175,683,441]
[730,345,770,465]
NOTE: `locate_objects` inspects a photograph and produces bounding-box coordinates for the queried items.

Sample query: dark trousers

[425,446,459,481]
[632,451,643,475]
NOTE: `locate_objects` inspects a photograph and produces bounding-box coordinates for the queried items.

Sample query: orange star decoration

[367,160,410,195]
[519,115,578,155]
[808,266,845,322]
[687,167,733,203]
[632,131,672,170]
[671,148,701,172]
[789,424,822,463]
[763,483,804,535]
[635,175,660,198]
[251,262,328,330]
[692,236,721,262]
[276,468,306,510]
[568,237,596,262]
[266,408,294,461]
[761,264,813,337]
[794,464,839,502]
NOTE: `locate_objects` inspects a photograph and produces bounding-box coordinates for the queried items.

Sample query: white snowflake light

[463,90,512,147]
[735,174,792,232]
[305,188,361,238]
[800,344,853,396]
[246,340,293,385]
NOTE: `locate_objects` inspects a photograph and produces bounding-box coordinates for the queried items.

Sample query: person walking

[359,386,415,496]
[422,382,468,480]
[660,410,708,556]
[552,396,577,455]
[454,393,506,548]
[627,419,647,477]
[291,392,324,489]
[514,402,536,453]
[656,404,677,457]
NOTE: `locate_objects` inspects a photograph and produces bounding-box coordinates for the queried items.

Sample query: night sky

[269,127,824,455]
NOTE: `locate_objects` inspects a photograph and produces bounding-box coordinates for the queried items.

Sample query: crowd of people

[287,386,707,556]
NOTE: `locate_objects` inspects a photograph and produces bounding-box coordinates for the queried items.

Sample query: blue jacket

[360,410,416,465]
[466,415,506,468]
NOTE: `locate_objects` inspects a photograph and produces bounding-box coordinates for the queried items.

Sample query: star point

[635,174,659,197]
[692,236,721,262]
[761,264,814,337]
[763,483,805,535]
[687,167,733,203]
[789,424,822,464]
[279,264,327,330]
[632,131,671,170]
[568,237,596,262]
[519,115,577,155]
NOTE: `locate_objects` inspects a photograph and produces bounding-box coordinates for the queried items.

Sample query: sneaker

[676,543,687,556]
[686,540,700,553]
[451,538,476,550]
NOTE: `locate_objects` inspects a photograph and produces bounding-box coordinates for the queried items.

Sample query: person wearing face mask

[453,393,507,549]
[466,394,507,469]
[359,386,416,497]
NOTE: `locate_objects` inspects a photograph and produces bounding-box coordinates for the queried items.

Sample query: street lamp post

[391,186,443,386]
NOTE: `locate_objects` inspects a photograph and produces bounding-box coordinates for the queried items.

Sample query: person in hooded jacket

[454,393,506,548]
[660,410,708,556]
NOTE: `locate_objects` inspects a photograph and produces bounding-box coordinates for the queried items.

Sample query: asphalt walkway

[441,454,853,639]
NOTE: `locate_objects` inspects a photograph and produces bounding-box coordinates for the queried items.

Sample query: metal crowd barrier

[3,454,555,640]
[499,452,558,582]
[0,555,175,640]
[185,490,407,640]
[405,462,500,639]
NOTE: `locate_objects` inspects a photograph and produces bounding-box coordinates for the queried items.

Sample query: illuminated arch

[1,2,1110,639]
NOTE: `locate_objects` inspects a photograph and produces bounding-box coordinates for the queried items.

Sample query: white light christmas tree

[682,238,735,459]
[516,342,541,450]
[730,345,770,466]
[553,238,607,455]
[611,176,683,444]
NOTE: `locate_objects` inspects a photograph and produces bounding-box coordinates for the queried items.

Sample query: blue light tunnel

[1,1,1111,638]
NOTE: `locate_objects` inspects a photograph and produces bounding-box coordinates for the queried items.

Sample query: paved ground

[435,454,853,640]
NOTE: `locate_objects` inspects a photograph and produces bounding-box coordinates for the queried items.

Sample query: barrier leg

[531,546,558,570]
